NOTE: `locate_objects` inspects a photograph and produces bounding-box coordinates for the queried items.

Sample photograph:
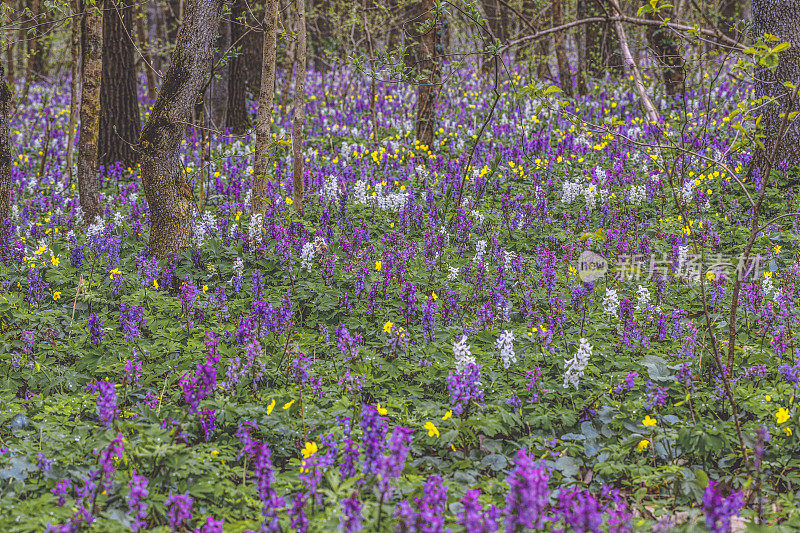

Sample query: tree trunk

[99,0,142,169]
[4,7,14,88]
[415,0,439,148]
[209,16,230,129]
[26,0,44,82]
[291,0,307,212]
[148,0,167,75]
[139,0,223,258]
[751,0,800,177]
[0,60,12,220]
[252,0,278,214]
[66,0,82,184]
[310,0,332,74]
[77,0,103,222]
[645,6,685,96]
[720,0,743,39]
[226,0,251,134]
[482,0,505,42]
[136,1,158,101]
[552,0,573,96]
[576,0,588,94]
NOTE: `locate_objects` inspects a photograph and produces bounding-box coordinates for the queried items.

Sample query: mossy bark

[77,0,103,221]
[415,0,440,149]
[252,0,278,214]
[0,64,12,220]
[138,0,224,258]
[291,0,307,212]
[226,0,251,134]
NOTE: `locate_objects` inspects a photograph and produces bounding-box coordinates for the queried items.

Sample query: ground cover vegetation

[1,0,800,531]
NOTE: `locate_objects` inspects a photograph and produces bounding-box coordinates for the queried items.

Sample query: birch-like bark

[608,0,659,123]
[251,0,278,214]
[291,0,307,212]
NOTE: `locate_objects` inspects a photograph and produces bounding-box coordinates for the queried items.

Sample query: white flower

[603,288,619,317]
[448,266,459,281]
[629,185,646,205]
[322,176,339,203]
[233,257,244,278]
[496,330,516,369]
[583,184,597,211]
[354,180,367,205]
[563,338,592,389]
[300,242,316,270]
[635,285,651,311]
[561,180,582,204]
[471,209,485,225]
[248,213,263,246]
[454,335,475,373]
[474,240,487,262]
[763,273,775,296]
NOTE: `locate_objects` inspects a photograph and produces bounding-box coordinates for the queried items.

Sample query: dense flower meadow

[2,61,800,532]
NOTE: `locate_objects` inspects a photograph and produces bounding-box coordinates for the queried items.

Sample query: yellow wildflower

[442,410,453,421]
[283,399,295,410]
[153,279,159,289]
[286,197,293,205]
[642,415,657,427]
[424,421,439,438]
[383,321,393,333]
[637,439,649,452]
[785,427,793,436]
[300,441,318,459]
[53,292,61,301]
[776,407,791,424]
[50,256,59,267]
[765,395,771,402]
[375,260,382,271]
[377,404,388,416]
[267,399,276,415]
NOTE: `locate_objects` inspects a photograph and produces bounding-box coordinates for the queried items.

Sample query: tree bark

[608,0,658,122]
[99,0,142,169]
[4,7,14,88]
[26,0,44,82]
[415,0,440,148]
[645,6,685,96]
[135,1,158,101]
[751,0,800,176]
[77,0,103,221]
[209,15,230,129]
[252,0,278,214]
[139,0,223,258]
[310,0,332,74]
[226,0,251,134]
[552,0,574,96]
[0,60,12,220]
[291,0,307,212]
[66,0,82,184]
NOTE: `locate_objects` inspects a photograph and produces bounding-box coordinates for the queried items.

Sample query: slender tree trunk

[645,6,685,96]
[77,0,103,221]
[576,0,588,94]
[252,0,278,214]
[608,0,658,122]
[226,0,251,133]
[552,0,573,96]
[99,0,142,169]
[415,0,439,148]
[209,16,230,129]
[310,0,332,74]
[139,0,224,258]
[26,0,44,82]
[0,59,12,220]
[362,0,377,142]
[4,8,14,88]
[66,0,82,185]
[148,0,166,74]
[280,7,297,114]
[751,0,800,177]
[291,0,307,212]
[136,1,158,101]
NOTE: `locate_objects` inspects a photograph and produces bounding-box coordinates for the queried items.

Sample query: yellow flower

[431,291,438,301]
[637,439,649,452]
[375,260,382,271]
[785,427,793,436]
[706,271,715,281]
[300,441,318,459]
[283,399,295,410]
[153,279,159,289]
[210,450,219,456]
[775,245,781,254]
[776,407,791,424]
[50,256,59,267]
[642,415,657,427]
[383,321,393,333]
[765,395,772,402]
[377,404,388,416]
[442,410,453,421]
[109,268,121,279]
[52,292,61,301]
[202,285,209,293]
[424,421,439,438]
[286,197,293,205]
[267,399,276,415]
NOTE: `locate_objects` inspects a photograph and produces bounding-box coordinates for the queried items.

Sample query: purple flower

[340,492,363,532]
[702,480,743,533]
[395,475,448,532]
[555,487,603,533]
[87,313,103,344]
[458,490,500,532]
[504,449,550,531]
[198,516,224,533]
[447,363,484,416]
[127,471,149,532]
[86,380,117,426]
[52,479,71,506]
[119,302,146,343]
[164,493,193,531]
[359,405,387,476]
